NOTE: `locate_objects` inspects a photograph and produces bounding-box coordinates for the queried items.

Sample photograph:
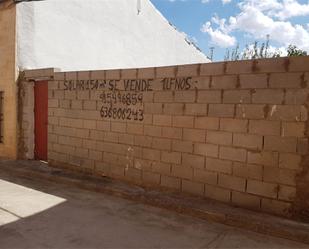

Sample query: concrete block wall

[39,57,309,218]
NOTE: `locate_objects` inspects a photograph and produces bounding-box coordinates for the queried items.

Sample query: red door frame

[34,81,48,161]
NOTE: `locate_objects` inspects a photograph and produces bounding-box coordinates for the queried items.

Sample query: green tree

[287,45,308,57]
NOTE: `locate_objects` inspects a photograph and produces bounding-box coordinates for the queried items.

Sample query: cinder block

[181,180,204,195]
[137,68,155,79]
[172,165,193,179]
[97,121,110,131]
[172,140,194,153]
[252,89,284,104]
[142,171,161,185]
[285,89,309,105]
[206,157,232,174]
[173,116,194,128]
[59,99,71,109]
[206,131,232,146]
[194,143,219,157]
[184,104,207,115]
[220,118,248,133]
[218,174,246,192]
[182,153,205,169]
[248,151,278,167]
[247,180,278,198]
[144,125,162,137]
[58,136,82,147]
[154,91,174,103]
[233,133,263,150]
[297,138,308,155]
[264,136,297,153]
[144,103,163,114]
[156,66,176,78]
[177,64,200,77]
[83,120,96,129]
[91,70,105,79]
[106,69,120,79]
[183,129,206,142]
[108,122,124,133]
[143,148,161,161]
[83,100,96,110]
[127,123,144,135]
[255,57,288,73]
[208,104,235,118]
[240,74,268,89]
[161,175,181,190]
[163,103,184,115]
[205,184,231,203]
[195,117,219,130]
[65,72,77,80]
[134,135,152,147]
[125,168,142,182]
[200,62,225,76]
[77,90,90,100]
[162,151,181,164]
[279,153,301,170]
[219,146,247,162]
[193,77,211,89]
[89,150,102,161]
[232,191,261,209]
[71,100,83,109]
[289,57,309,72]
[65,91,77,100]
[267,105,302,121]
[152,138,171,150]
[263,168,297,186]
[233,162,263,180]
[121,69,137,79]
[152,162,171,175]
[197,90,221,103]
[83,139,97,150]
[236,104,265,119]
[269,73,302,88]
[174,91,196,103]
[278,185,296,201]
[249,120,281,136]
[226,60,253,74]
[223,90,251,104]
[282,122,305,137]
[153,115,172,126]
[134,159,153,171]
[103,132,118,143]
[193,169,217,185]
[211,75,238,89]
[162,127,182,139]
[118,134,134,145]
[261,199,291,216]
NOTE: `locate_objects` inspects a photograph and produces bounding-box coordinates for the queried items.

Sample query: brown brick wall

[33,56,309,219]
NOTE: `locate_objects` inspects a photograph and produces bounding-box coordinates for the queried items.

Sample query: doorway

[34,81,48,160]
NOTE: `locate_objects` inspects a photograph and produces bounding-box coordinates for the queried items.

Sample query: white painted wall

[16,0,209,72]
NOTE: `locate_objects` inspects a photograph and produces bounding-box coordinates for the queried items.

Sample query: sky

[150,0,309,61]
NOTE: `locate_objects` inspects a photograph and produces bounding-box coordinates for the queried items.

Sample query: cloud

[201,22,236,47]
[222,0,232,4]
[201,0,309,51]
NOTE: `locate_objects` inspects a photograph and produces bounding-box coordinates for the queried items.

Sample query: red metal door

[34,81,48,160]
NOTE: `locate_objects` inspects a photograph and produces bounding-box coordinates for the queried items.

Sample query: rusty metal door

[34,81,48,160]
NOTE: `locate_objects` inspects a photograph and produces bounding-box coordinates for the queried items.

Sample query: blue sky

[150,0,309,61]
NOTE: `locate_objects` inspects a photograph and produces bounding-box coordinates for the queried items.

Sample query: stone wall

[28,57,309,218]
[0,1,17,158]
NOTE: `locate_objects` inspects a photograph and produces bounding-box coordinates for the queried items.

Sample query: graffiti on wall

[63,77,194,121]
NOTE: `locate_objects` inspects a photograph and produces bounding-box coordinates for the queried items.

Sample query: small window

[0,92,3,143]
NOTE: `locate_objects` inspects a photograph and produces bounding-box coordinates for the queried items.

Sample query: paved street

[0,168,308,249]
